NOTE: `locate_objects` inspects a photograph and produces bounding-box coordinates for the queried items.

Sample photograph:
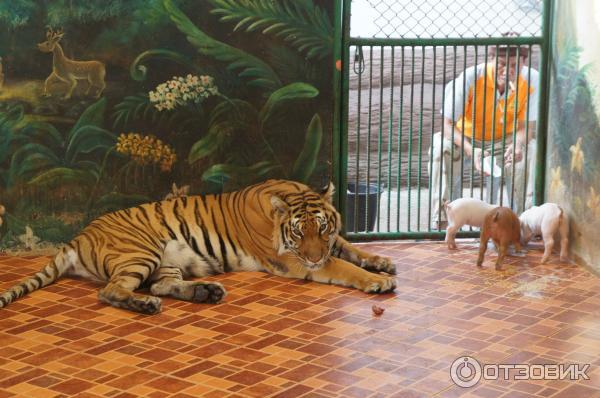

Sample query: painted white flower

[149,75,218,111]
[156,83,167,93]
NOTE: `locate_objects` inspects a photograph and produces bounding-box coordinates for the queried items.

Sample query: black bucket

[345,183,380,232]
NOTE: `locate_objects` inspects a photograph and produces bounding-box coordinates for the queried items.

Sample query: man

[429,37,539,228]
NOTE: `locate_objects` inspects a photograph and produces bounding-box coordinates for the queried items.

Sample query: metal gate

[336,0,552,240]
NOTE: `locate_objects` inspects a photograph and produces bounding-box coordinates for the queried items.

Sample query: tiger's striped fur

[0,179,396,314]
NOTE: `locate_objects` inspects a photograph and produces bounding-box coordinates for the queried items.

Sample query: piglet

[444,198,498,249]
[477,207,522,271]
[519,203,569,264]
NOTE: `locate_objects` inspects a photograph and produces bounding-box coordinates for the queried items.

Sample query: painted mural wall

[0,0,335,251]
[547,0,600,272]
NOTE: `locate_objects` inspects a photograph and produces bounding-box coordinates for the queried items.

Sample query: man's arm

[444,117,488,174]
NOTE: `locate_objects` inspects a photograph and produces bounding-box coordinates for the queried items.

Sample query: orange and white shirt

[442,63,539,142]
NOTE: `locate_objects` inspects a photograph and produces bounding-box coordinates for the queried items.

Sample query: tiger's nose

[307,254,322,264]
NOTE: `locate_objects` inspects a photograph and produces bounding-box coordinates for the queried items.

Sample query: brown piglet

[477,207,522,271]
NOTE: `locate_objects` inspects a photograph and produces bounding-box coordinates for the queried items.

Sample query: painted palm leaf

[209,0,333,60]
[291,113,322,182]
[259,82,319,125]
[163,0,281,91]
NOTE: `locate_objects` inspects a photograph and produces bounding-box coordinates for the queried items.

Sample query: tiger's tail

[0,246,74,309]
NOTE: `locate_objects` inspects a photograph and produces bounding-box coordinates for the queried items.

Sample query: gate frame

[334,0,554,241]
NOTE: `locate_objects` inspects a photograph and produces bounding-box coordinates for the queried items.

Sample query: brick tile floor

[0,241,599,397]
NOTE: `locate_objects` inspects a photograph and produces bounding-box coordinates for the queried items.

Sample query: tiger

[0,179,396,314]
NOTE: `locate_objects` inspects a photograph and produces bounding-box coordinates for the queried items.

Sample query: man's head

[489,32,529,92]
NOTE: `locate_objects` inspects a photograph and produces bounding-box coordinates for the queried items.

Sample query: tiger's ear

[270,195,289,216]
[320,182,335,204]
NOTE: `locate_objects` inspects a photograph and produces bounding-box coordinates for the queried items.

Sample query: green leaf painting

[163,0,282,91]
[291,114,322,182]
[0,0,333,248]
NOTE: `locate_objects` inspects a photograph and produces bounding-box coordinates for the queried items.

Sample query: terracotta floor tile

[49,378,95,395]
[0,243,598,397]
[144,375,194,393]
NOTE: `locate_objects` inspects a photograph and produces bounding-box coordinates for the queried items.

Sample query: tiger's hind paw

[361,255,396,274]
[129,295,162,315]
[192,282,227,304]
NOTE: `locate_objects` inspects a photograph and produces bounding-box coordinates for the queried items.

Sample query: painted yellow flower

[587,187,600,217]
[569,137,584,175]
[549,166,565,198]
[115,133,176,171]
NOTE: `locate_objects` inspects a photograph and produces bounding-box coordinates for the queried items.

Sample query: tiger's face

[271,183,341,270]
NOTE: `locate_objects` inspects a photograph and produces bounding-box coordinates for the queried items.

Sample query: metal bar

[452,45,460,201]
[376,45,385,233]
[427,46,437,230]
[407,46,415,230]
[338,0,351,232]
[417,46,425,230]
[535,0,553,205]
[469,46,478,200]
[396,47,405,231]
[438,46,447,231]
[333,0,343,208]
[349,37,543,47]
[347,230,480,241]
[365,46,374,232]
[522,44,533,209]
[510,45,522,210]
[490,45,500,203]
[499,47,511,206]
[353,46,363,232]
[480,45,489,202]
[460,46,467,204]
[387,46,395,232]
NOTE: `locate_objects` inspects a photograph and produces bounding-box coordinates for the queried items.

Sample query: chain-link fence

[351,0,543,38]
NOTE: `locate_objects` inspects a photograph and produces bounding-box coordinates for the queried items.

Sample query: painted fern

[209,0,333,60]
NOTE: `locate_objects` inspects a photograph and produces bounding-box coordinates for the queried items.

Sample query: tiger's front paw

[361,255,396,274]
[192,282,227,304]
[129,295,162,315]
[360,274,396,294]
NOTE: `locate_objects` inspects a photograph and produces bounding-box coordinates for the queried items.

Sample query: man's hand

[504,144,523,168]
[472,147,491,175]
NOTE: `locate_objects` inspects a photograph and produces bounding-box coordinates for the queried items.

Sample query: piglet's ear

[270,195,288,216]
[320,182,335,204]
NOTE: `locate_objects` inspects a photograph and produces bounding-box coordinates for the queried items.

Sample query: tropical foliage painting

[0,0,334,250]
[547,0,600,271]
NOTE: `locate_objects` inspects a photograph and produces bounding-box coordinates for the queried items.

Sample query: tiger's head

[270,182,341,271]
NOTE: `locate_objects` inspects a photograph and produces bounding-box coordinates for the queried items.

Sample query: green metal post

[338,0,351,232]
[387,47,395,232]
[535,0,553,205]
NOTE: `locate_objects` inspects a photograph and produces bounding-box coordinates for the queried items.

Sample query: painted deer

[37,28,105,99]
